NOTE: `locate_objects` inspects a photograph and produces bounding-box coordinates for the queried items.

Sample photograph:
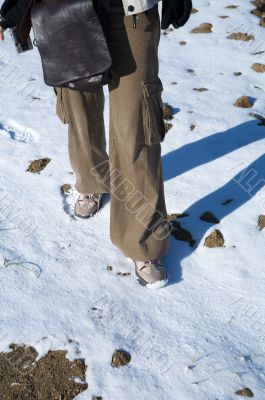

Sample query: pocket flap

[142,77,166,146]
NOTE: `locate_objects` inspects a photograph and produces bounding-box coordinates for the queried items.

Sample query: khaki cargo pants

[55,2,170,261]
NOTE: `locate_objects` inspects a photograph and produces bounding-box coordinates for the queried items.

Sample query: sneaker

[75,193,103,218]
[134,259,168,289]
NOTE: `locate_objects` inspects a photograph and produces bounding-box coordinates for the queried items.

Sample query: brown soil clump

[234,96,254,108]
[163,104,174,120]
[226,5,239,8]
[170,220,196,246]
[200,212,220,224]
[0,344,87,400]
[111,350,131,368]
[27,158,51,173]
[167,213,189,222]
[193,87,208,92]
[235,387,254,397]
[258,215,265,231]
[61,183,73,195]
[204,229,225,248]
[191,23,213,33]
[251,63,265,72]
[227,32,254,41]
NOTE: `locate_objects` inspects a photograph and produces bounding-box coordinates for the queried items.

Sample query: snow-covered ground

[1,0,265,398]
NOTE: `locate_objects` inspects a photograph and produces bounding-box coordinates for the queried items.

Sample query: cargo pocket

[54,87,71,124]
[142,77,166,146]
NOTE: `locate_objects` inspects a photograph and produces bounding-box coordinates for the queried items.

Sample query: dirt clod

[27,158,51,173]
[61,183,73,195]
[191,23,213,33]
[251,62,265,72]
[200,212,220,224]
[167,213,189,222]
[170,220,196,246]
[226,4,239,8]
[235,387,254,397]
[111,350,131,368]
[258,215,265,231]
[163,104,174,120]
[222,198,234,205]
[227,32,254,41]
[165,122,173,133]
[234,96,254,108]
[204,229,225,248]
[193,87,208,92]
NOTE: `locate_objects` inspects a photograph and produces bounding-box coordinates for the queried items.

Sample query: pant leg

[58,86,110,194]
[106,3,170,261]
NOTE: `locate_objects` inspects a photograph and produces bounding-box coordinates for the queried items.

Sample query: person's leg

[105,3,170,261]
[56,86,110,194]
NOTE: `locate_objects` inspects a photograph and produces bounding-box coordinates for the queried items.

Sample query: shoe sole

[74,198,103,219]
[134,263,168,289]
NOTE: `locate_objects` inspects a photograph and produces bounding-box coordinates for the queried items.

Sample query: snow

[1,0,265,399]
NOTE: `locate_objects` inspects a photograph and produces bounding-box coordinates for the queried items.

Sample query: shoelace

[78,194,100,207]
[139,259,162,271]
[144,259,157,265]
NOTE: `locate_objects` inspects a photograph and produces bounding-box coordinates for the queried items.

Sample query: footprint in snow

[0,121,39,143]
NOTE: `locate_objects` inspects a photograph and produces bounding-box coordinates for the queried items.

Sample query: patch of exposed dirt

[226,5,239,9]
[227,32,254,41]
[251,62,265,72]
[222,198,234,205]
[165,122,173,133]
[27,158,51,173]
[251,0,265,27]
[258,215,265,230]
[163,104,174,120]
[0,344,87,400]
[234,96,254,108]
[235,387,254,397]
[111,350,131,368]
[191,23,212,33]
[170,220,196,247]
[200,212,220,224]
[167,213,189,222]
[193,87,209,92]
[204,229,225,248]
[61,183,73,195]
